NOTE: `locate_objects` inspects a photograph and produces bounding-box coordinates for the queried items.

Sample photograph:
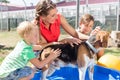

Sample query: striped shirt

[0,40,36,78]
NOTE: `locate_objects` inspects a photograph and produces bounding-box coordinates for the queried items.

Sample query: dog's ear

[39,47,51,61]
[96,31,110,47]
[38,50,44,61]
[96,31,110,41]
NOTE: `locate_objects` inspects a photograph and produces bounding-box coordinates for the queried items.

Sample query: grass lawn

[0,31,20,63]
[0,31,20,47]
[0,31,120,64]
[105,48,120,56]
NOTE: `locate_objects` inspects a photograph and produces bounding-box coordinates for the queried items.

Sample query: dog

[39,31,110,80]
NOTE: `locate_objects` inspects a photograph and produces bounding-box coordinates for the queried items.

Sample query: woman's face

[80,21,94,35]
[41,8,58,24]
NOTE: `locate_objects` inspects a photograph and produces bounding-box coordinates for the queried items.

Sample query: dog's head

[40,44,79,63]
[88,31,109,48]
[39,44,78,77]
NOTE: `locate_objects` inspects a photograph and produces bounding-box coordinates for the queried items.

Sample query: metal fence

[0,18,24,31]
[58,2,120,31]
[0,1,120,31]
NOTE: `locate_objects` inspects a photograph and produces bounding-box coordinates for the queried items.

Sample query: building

[0,0,120,31]
[0,3,35,30]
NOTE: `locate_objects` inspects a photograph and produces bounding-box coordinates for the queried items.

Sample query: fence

[0,1,120,31]
[0,18,24,31]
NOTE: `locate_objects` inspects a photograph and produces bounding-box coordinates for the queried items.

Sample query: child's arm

[30,49,61,69]
[76,31,89,40]
[90,26,101,36]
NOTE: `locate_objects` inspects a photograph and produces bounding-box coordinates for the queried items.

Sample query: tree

[0,0,9,3]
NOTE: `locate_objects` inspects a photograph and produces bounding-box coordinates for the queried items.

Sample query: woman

[32,0,91,50]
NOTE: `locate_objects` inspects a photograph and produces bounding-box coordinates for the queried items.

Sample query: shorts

[34,50,41,57]
[0,66,33,80]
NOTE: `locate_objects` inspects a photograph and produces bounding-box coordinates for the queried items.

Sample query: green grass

[0,31,20,63]
[0,31,20,47]
[105,48,120,56]
[0,57,4,62]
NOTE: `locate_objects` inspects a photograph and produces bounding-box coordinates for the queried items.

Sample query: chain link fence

[0,1,120,31]
[0,18,24,31]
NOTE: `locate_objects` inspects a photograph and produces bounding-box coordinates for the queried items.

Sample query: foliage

[105,48,120,56]
[0,0,9,3]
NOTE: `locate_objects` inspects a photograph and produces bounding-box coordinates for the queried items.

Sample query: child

[78,14,100,35]
[78,14,104,59]
[0,21,61,80]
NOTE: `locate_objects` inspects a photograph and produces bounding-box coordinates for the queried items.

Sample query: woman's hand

[52,42,64,45]
[60,38,82,47]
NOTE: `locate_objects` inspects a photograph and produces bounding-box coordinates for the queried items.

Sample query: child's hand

[48,49,61,60]
[90,26,101,36]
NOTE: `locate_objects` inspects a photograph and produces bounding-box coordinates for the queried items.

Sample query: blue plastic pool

[32,65,120,80]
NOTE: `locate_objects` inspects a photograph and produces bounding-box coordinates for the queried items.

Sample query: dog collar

[85,41,99,54]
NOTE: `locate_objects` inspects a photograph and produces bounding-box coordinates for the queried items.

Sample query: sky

[7,0,57,6]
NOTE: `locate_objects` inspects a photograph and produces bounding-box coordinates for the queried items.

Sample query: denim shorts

[0,66,33,80]
[34,50,41,57]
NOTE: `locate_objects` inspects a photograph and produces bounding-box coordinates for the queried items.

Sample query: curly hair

[35,0,56,22]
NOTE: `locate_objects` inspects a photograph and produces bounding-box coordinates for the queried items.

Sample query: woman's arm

[33,35,63,50]
[60,15,89,40]
[33,42,61,50]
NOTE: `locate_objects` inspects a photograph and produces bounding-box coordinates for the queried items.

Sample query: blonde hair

[17,21,35,38]
[80,14,94,25]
